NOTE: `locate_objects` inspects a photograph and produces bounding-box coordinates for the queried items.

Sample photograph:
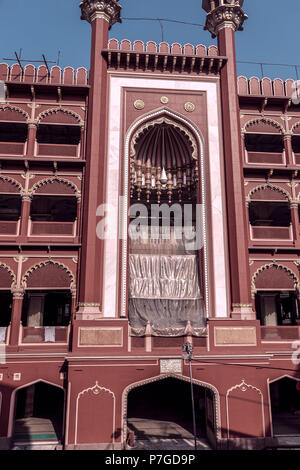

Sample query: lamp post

[182,341,197,451]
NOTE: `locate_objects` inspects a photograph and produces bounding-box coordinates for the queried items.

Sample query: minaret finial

[80,0,122,28]
[202,0,247,38]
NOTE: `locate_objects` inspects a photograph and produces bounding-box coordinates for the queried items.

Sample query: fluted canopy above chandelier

[130,117,199,203]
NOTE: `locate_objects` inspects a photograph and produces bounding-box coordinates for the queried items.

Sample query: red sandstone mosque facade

[0,0,300,450]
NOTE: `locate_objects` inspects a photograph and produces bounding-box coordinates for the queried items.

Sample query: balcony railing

[250,225,293,241]
[261,326,300,341]
[21,325,70,345]
[0,141,25,156]
[246,151,284,165]
[28,220,77,237]
[37,143,79,158]
[0,219,20,236]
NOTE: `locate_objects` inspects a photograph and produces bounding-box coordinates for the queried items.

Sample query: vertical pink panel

[237,76,249,95]
[50,66,62,84]
[208,45,218,56]
[108,39,119,50]
[249,77,261,95]
[146,41,157,53]
[10,64,22,82]
[273,78,285,96]
[76,68,88,85]
[23,64,36,83]
[63,67,75,85]
[159,42,169,53]
[75,386,114,445]
[183,44,194,55]
[196,44,207,56]
[37,65,48,83]
[261,77,273,96]
[120,39,131,51]
[0,64,9,81]
[171,43,182,55]
[227,385,264,438]
[133,40,144,52]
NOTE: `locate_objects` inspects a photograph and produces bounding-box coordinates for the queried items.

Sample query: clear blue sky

[0,0,299,79]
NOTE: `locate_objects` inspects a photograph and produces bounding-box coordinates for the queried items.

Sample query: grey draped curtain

[129,227,205,336]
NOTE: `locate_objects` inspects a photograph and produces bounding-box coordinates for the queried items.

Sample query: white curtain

[129,228,205,336]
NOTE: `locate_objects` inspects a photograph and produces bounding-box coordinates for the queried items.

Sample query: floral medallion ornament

[133,99,145,110]
[184,102,195,112]
[160,96,169,105]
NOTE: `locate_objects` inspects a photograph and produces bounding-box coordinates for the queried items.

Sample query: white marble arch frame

[120,108,209,318]
[121,373,222,448]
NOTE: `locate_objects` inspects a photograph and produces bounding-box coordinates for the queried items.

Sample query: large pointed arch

[121,373,221,447]
[120,108,208,319]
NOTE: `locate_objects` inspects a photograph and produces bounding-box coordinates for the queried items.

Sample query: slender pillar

[20,194,31,237]
[283,133,293,166]
[202,1,255,319]
[290,202,299,243]
[26,122,37,157]
[77,0,122,319]
[9,288,24,347]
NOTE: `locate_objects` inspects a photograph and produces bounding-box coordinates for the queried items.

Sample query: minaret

[77,0,121,319]
[202,1,254,320]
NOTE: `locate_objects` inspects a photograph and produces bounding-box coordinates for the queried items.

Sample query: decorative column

[26,122,37,157]
[202,0,255,319]
[283,133,294,166]
[20,194,31,237]
[9,288,24,347]
[290,201,299,243]
[77,0,122,319]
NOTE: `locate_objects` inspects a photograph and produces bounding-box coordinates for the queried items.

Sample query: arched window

[253,265,299,327]
[0,107,28,156]
[248,186,292,241]
[36,109,82,158]
[244,119,284,165]
[21,262,74,343]
[0,178,22,235]
[29,179,78,237]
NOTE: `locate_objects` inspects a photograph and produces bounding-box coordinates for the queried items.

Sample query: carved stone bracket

[204,4,248,38]
[80,0,122,28]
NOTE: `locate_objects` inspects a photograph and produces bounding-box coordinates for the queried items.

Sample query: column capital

[203,3,248,39]
[11,288,25,300]
[80,0,122,28]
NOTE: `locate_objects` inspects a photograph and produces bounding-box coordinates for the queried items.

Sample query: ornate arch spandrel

[242,117,285,134]
[0,262,17,289]
[247,183,291,202]
[0,104,30,122]
[30,176,80,196]
[251,262,299,292]
[21,259,76,290]
[36,107,84,126]
[0,175,23,194]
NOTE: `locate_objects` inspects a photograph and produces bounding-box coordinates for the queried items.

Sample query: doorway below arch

[270,377,300,436]
[126,377,213,450]
[13,382,64,448]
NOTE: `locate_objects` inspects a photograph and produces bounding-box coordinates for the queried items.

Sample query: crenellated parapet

[0,63,88,85]
[237,76,296,98]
